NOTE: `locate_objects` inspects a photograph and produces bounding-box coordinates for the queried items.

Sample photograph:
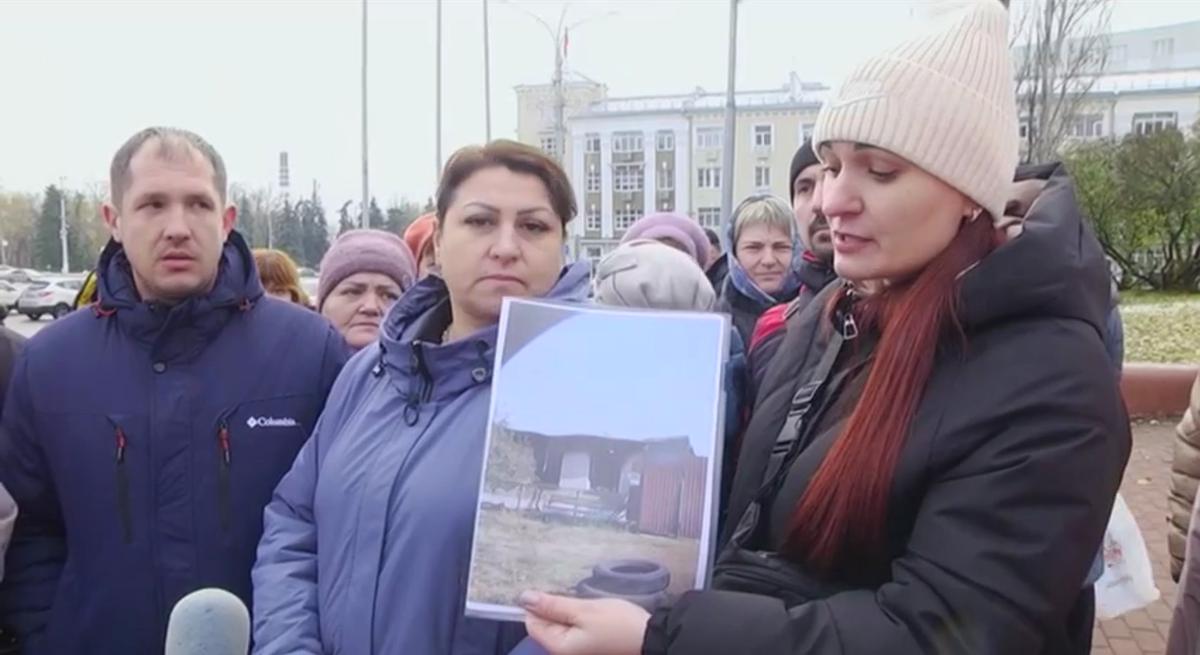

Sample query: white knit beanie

[812,0,1019,223]
[594,240,716,312]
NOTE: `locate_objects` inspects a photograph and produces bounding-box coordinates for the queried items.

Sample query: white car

[18,278,83,321]
[0,281,21,314]
[0,269,40,288]
[300,276,319,301]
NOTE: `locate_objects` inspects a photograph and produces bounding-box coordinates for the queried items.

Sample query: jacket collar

[374,262,592,403]
[95,230,264,361]
[796,251,836,294]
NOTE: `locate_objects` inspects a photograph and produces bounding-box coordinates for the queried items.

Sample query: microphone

[164,588,251,655]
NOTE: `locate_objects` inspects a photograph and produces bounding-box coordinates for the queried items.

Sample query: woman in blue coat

[252,140,590,654]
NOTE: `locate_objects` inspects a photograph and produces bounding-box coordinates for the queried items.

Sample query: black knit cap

[788,138,820,199]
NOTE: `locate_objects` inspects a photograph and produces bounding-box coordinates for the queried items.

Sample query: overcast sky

[494,309,724,452]
[2,0,1198,214]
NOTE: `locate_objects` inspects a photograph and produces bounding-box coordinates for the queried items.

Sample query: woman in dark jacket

[714,194,803,344]
[519,2,1129,654]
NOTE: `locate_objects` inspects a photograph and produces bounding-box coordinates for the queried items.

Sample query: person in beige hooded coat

[1167,374,1200,655]
[1169,374,1200,580]
[593,240,717,312]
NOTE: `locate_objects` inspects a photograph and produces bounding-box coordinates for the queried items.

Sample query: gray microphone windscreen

[164,588,251,655]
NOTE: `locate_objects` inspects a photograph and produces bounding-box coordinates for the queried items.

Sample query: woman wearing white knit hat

[519,2,1128,654]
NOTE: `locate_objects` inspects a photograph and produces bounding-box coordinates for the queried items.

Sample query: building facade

[517,74,825,263]
[1017,20,1200,145]
[515,79,609,180]
[517,21,1200,263]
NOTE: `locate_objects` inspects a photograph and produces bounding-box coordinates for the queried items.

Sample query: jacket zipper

[217,419,232,532]
[415,342,433,403]
[107,417,133,544]
[403,342,434,426]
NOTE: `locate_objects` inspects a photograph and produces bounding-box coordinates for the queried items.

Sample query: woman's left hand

[520,591,650,655]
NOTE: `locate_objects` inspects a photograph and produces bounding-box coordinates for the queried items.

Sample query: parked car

[18,278,84,320]
[0,269,40,287]
[0,281,21,314]
[300,276,319,301]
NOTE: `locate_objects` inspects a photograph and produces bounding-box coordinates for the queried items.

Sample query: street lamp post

[503,2,615,167]
[719,0,740,227]
[58,179,69,273]
[483,0,493,142]
[361,0,370,230]
[436,0,444,175]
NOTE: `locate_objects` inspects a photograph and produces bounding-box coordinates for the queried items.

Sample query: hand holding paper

[521,591,648,655]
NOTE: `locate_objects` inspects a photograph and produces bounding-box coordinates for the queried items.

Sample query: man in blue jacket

[0,127,347,654]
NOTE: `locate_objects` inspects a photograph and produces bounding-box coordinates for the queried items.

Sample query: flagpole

[484,0,493,142]
[436,0,444,176]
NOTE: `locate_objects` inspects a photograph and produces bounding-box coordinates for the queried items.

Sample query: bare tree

[1010,0,1111,163]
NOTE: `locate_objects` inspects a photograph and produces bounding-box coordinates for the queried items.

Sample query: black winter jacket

[643,163,1131,655]
[745,253,836,401]
[0,328,24,416]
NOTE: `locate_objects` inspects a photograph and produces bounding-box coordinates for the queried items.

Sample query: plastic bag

[1095,493,1160,620]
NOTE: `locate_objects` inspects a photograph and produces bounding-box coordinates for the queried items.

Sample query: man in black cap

[701,227,727,290]
[743,139,837,396]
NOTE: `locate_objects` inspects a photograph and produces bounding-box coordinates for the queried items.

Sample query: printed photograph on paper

[465,298,728,622]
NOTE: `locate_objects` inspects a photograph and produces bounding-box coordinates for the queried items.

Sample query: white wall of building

[1109,92,1200,138]
[567,113,689,261]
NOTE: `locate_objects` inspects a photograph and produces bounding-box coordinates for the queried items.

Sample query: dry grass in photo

[468,507,700,607]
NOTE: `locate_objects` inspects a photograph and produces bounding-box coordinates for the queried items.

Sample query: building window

[585,246,603,264]
[1068,114,1104,138]
[753,125,773,148]
[614,163,644,192]
[539,135,558,157]
[656,131,675,151]
[801,123,815,141]
[696,127,723,150]
[657,166,674,191]
[697,167,722,189]
[1132,112,1178,135]
[1153,38,1175,59]
[586,166,601,193]
[585,204,601,231]
[697,207,722,229]
[614,206,644,232]
[585,133,600,153]
[1107,44,1128,70]
[755,166,771,188]
[612,131,644,153]
[661,199,674,211]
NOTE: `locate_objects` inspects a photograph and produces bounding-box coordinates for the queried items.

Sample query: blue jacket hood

[96,230,264,361]
[723,204,804,309]
[375,261,592,398]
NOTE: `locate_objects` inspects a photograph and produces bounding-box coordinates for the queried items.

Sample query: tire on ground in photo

[590,559,671,595]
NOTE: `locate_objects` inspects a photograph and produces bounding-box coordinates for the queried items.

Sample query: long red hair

[784,216,1000,578]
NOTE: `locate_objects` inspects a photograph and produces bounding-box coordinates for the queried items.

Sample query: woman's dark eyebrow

[461,202,550,216]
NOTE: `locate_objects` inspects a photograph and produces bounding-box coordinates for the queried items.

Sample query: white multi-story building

[517,74,825,263]
[517,21,1200,263]
[1016,19,1200,143]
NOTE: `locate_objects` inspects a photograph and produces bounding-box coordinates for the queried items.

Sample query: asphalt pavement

[3,313,50,339]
